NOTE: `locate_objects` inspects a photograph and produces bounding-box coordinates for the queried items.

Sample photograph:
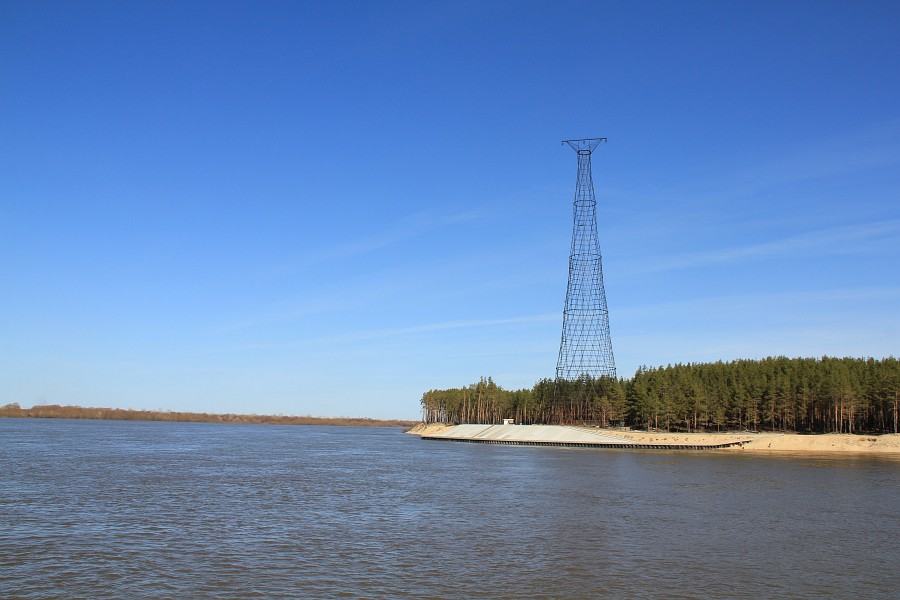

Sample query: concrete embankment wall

[418,424,749,450]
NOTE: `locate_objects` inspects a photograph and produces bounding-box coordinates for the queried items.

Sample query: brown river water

[2,418,899,598]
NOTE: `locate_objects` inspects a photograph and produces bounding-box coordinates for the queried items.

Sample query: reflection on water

[2,419,899,598]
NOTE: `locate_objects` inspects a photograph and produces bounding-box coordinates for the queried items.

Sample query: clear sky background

[2,1,899,419]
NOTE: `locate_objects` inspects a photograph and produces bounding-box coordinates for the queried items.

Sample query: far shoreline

[0,404,415,428]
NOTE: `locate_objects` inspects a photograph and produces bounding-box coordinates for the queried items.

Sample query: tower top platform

[562,137,607,154]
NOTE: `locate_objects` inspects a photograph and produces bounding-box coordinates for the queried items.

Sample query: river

[2,418,899,598]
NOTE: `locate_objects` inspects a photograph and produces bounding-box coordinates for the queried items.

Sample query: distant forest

[421,357,900,434]
[0,404,414,428]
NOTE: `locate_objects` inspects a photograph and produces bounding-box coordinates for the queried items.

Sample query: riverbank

[408,423,900,454]
[613,429,900,453]
[0,404,415,428]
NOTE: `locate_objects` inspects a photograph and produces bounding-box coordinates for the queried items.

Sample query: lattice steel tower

[556,137,616,380]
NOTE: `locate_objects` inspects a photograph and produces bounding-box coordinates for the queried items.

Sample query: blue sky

[2,1,899,419]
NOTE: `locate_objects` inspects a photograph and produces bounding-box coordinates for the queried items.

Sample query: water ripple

[2,419,899,598]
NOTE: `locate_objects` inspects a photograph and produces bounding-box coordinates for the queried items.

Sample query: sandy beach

[611,429,900,454]
[408,423,900,455]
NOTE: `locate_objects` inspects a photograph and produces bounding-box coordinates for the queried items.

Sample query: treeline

[421,357,900,434]
[0,404,414,428]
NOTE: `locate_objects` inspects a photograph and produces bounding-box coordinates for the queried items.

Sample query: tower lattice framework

[556,137,616,380]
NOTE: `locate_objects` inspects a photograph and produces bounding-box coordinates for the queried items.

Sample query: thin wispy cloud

[336,313,559,342]
[596,120,900,246]
[733,119,900,192]
[231,312,559,352]
[622,219,900,275]
[653,120,900,207]
[616,322,900,368]
[615,285,900,320]
[231,209,485,331]
[292,210,480,269]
